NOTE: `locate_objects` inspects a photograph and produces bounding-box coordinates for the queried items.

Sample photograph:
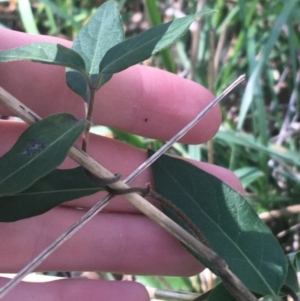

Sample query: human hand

[0,29,243,301]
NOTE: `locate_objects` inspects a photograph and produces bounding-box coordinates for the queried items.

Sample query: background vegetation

[1,0,300,298]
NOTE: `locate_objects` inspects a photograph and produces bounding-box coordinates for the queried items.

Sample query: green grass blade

[110,128,146,149]
[234,167,264,189]
[43,5,59,35]
[187,144,201,161]
[38,0,81,29]
[215,130,300,168]
[237,0,297,130]
[18,0,39,34]
[146,0,176,73]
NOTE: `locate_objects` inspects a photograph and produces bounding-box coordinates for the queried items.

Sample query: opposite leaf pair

[0,1,213,102]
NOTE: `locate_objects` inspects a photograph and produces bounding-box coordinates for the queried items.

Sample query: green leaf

[0,42,86,73]
[66,0,124,99]
[288,251,300,272]
[0,167,104,222]
[0,113,86,196]
[65,71,90,102]
[284,254,300,293]
[278,257,299,301]
[99,9,214,74]
[148,150,287,296]
[206,283,237,301]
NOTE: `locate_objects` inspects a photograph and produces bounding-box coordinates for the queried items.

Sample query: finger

[0,278,149,301]
[0,29,220,144]
[0,207,203,276]
[0,123,241,276]
[0,120,240,276]
[0,121,244,213]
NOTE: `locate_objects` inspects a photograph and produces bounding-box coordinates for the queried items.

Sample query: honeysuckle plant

[0,1,297,301]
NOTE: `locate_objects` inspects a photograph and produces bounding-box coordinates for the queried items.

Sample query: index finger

[0,29,220,144]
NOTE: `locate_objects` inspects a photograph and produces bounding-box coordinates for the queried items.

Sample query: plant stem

[148,189,210,246]
[82,87,96,152]
[124,75,246,184]
[0,77,255,301]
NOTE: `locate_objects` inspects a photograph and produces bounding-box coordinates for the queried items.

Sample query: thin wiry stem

[0,75,254,301]
[124,74,246,184]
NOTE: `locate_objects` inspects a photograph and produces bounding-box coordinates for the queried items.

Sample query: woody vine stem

[0,75,255,301]
[81,78,99,152]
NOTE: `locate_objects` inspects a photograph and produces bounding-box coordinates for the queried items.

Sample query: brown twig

[0,77,256,301]
[259,204,300,222]
[214,22,228,74]
[108,184,210,246]
[148,189,210,247]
